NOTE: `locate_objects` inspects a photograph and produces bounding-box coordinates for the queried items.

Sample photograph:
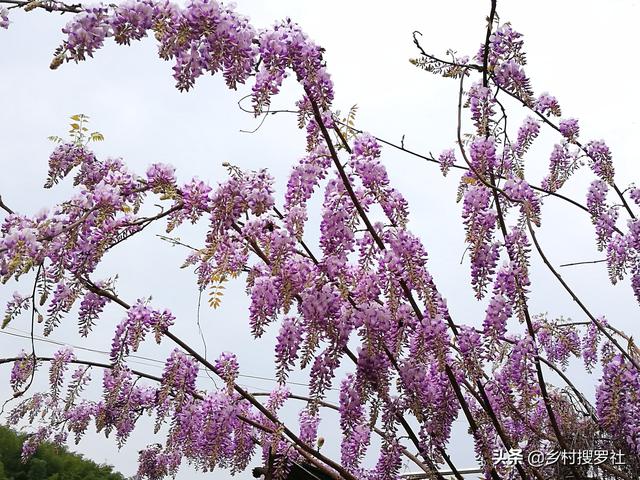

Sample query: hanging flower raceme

[214,351,239,391]
[606,233,630,284]
[174,391,255,472]
[504,227,531,290]
[110,301,175,363]
[458,325,484,363]
[469,136,499,178]
[587,179,619,250]
[581,317,605,372]
[274,317,303,383]
[494,336,541,428]
[309,346,343,404]
[284,145,332,238]
[380,228,432,303]
[438,149,456,176]
[542,142,578,192]
[168,178,212,227]
[493,59,533,101]
[109,0,155,45]
[160,349,199,397]
[57,0,257,91]
[46,281,83,335]
[146,163,176,191]
[97,366,157,444]
[78,288,110,336]
[60,5,111,62]
[559,118,580,142]
[45,142,97,188]
[534,317,581,368]
[1,215,47,282]
[254,19,333,112]
[10,351,35,392]
[298,409,319,446]
[137,445,182,480]
[503,177,541,225]
[371,403,404,480]
[399,357,459,455]
[65,401,96,444]
[596,354,640,455]
[156,349,199,428]
[339,374,370,473]
[468,82,495,136]
[49,347,75,402]
[476,23,525,68]
[586,140,615,184]
[3,292,30,329]
[535,92,561,117]
[248,269,281,337]
[462,185,499,298]
[350,134,408,226]
[0,6,9,29]
[513,116,540,160]
[206,169,275,237]
[483,292,511,339]
[319,178,357,278]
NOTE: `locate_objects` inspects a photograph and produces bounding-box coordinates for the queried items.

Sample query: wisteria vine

[1,1,639,479]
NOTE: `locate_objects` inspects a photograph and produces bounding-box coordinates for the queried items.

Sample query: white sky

[1,1,640,478]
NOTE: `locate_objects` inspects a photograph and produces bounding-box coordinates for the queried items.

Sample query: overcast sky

[1,1,640,478]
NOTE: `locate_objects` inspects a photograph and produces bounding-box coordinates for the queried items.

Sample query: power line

[0,328,471,426]
[0,327,335,391]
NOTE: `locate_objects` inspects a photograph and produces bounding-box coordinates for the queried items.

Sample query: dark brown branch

[1,0,82,13]
[556,321,640,359]
[481,0,498,87]
[251,392,437,478]
[0,195,14,215]
[527,218,640,371]
[537,356,597,423]
[412,31,482,72]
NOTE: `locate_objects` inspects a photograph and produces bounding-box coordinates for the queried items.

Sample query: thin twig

[559,259,607,268]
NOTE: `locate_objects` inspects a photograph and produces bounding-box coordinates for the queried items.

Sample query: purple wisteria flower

[146,163,176,189]
[438,149,456,176]
[0,7,10,29]
[535,92,561,117]
[513,116,540,158]
[586,140,615,183]
[559,118,580,141]
[10,351,35,392]
[468,82,495,135]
